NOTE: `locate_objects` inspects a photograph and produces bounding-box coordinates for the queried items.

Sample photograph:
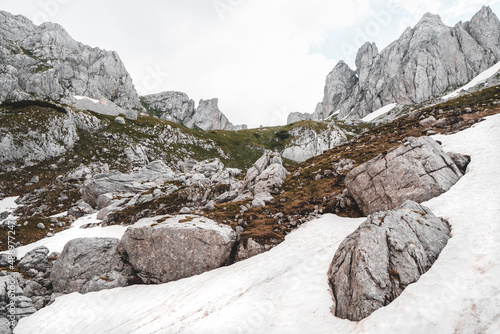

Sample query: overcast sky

[1,0,499,127]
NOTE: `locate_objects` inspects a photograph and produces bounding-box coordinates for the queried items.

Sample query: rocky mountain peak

[0,10,142,111]
[141,92,247,131]
[355,42,378,84]
[465,5,500,58]
[292,6,500,122]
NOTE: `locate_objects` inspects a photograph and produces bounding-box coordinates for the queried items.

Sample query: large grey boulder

[49,238,133,294]
[291,6,500,122]
[118,216,237,284]
[0,11,142,110]
[345,136,463,215]
[328,201,450,321]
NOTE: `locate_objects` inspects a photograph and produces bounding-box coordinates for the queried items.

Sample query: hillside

[0,5,499,334]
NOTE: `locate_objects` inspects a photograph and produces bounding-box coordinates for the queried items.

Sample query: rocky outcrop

[293,6,500,122]
[17,246,50,273]
[0,272,36,331]
[16,247,55,311]
[281,123,347,162]
[0,107,79,172]
[328,201,450,321]
[50,238,133,294]
[141,92,196,125]
[0,11,142,111]
[238,150,289,199]
[142,93,246,131]
[118,216,237,284]
[287,112,312,124]
[345,136,463,215]
[82,160,176,207]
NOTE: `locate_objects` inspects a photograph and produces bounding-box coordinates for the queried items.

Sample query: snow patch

[8,213,127,259]
[74,95,100,104]
[361,103,397,122]
[442,61,500,100]
[14,114,500,333]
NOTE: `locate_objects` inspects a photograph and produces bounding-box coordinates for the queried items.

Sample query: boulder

[82,160,176,207]
[447,152,471,174]
[251,198,265,208]
[50,238,132,294]
[118,216,237,284]
[17,246,50,273]
[345,136,463,215]
[240,150,289,197]
[235,238,267,261]
[328,201,450,321]
[114,116,125,125]
[67,202,93,218]
[215,190,239,204]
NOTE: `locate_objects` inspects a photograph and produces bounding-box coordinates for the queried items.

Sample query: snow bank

[74,95,100,104]
[361,103,397,122]
[442,61,500,100]
[11,214,127,259]
[15,114,500,333]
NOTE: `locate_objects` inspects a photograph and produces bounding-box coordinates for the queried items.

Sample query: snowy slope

[442,61,500,100]
[15,114,500,333]
[361,103,397,122]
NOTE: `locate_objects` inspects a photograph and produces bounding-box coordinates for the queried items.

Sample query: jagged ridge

[290,5,500,122]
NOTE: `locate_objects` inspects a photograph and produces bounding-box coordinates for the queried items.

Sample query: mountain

[141,92,247,130]
[0,11,142,112]
[289,6,500,123]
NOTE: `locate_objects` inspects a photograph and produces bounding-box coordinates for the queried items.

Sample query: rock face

[142,93,247,131]
[328,201,450,321]
[50,238,132,294]
[118,216,237,284]
[281,123,347,162]
[293,6,500,121]
[345,136,463,215]
[0,11,142,110]
[0,107,79,172]
[141,92,195,125]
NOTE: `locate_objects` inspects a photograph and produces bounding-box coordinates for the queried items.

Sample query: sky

[0,0,499,128]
